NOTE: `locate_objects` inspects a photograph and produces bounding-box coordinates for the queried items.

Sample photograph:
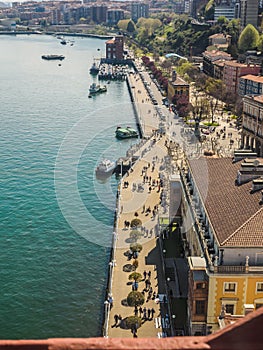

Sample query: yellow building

[180,157,263,335]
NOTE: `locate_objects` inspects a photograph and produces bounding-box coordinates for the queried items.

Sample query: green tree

[130,243,143,253]
[128,272,142,282]
[117,19,130,31]
[127,20,136,33]
[127,291,145,307]
[125,315,142,330]
[238,24,260,53]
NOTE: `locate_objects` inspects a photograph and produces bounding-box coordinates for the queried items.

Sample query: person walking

[114,314,119,327]
[151,308,155,319]
[143,270,147,280]
[139,306,143,318]
[147,308,151,319]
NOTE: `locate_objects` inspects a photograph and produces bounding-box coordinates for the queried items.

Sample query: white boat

[96,159,116,176]
[89,82,107,94]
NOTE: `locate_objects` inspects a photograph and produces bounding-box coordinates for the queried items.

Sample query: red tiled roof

[189,158,262,246]
[240,74,263,83]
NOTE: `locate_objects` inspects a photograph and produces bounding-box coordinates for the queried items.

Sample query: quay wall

[126,75,143,139]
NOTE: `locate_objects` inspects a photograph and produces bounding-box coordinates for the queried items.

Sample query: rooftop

[188,158,263,247]
[240,74,263,83]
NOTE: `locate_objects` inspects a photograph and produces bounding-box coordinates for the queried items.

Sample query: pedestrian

[143,307,147,319]
[147,308,151,319]
[134,305,138,316]
[139,306,143,317]
[148,270,151,279]
[141,204,145,213]
[143,270,147,280]
[151,308,155,318]
[118,314,122,326]
[114,314,119,326]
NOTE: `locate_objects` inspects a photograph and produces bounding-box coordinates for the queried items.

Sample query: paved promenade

[108,134,170,338]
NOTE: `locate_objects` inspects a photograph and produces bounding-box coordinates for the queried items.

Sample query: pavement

[107,135,172,338]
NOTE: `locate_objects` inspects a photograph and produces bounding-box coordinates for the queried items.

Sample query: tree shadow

[123,264,135,272]
[121,299,129,307]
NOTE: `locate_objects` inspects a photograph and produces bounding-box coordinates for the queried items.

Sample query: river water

[0,34,137,339]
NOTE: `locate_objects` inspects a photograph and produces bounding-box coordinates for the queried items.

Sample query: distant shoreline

[0,31,113,40]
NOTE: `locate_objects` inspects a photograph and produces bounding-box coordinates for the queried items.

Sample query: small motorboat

[96,159,116,176]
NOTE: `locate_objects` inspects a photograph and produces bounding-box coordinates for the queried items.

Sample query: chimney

[244,304,255,316]
[251,177,263,193]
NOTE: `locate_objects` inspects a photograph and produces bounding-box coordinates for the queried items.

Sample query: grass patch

[203,122,219,126]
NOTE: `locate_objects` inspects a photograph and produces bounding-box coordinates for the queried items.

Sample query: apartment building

[223,61,261,95]
[242,95,263,157]
[202,50,232,77]
[239,0,259,29]
[239,75,263,97]
[180,157,263,335]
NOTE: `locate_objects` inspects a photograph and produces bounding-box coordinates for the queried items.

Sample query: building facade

[239,0,259,29]
[242,95,263,157]
[202,50,232,77]
[167,71,189,104]
[239,75,263,97]
[131,2,149,22]
[106,35,124,60]
[223,61,261,95]
[180,157,263,335]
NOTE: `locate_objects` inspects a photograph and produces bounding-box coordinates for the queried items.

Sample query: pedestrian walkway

[107,135,172,338]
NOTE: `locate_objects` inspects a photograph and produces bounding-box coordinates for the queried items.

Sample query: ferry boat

[89,83,107,94]
[96,159,116,176]
[115,126,139,139]
[41,54,65,61]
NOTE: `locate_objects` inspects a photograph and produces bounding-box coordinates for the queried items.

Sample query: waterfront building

[202,50,232,77]
[239,74,263,97]
[167,71,189,104]
[242,95,263,156]
[131,2,149,22]
[180,157,263,335]
[239,0,259,29]
[223,61,261,95]
[91,5,107,23]
[106,35,124,60]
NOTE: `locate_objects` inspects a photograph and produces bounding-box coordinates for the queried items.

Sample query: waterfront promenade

[108,134,170,338]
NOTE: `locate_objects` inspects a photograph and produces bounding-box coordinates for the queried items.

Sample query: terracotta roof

[240,74,263,83]
[106,39,115,44]
[222,208,263,247]
[224,61,260,68]
[254,95,263,103]
[189,158,262,247]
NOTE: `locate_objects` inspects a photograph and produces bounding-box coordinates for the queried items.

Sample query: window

[255,304,263,309]
[224,282,236,293]
[195,300,206,315]
[196,283,206,289]
[225,304,234,314]
[256,282,263,292]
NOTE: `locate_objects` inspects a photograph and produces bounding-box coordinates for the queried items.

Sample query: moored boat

[89,82,107,94]
[115,126,139,139]
[96,159,116,176]
[41,54,65,61]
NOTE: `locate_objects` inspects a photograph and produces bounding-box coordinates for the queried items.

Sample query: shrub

[128,272,142,282]
[129,230,143,242]
[130,243,143,253]
[130,218,142,228]
[125,315,142,329]
[127,291,145,307]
